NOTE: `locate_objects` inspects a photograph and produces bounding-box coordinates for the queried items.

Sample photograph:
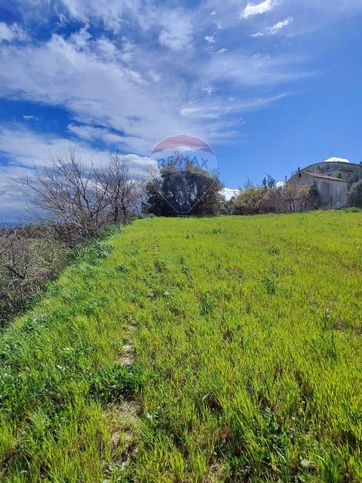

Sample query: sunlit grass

[0,212,361,481]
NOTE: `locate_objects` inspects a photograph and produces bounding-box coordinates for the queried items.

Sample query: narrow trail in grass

[120,322,137,367]
[0,226,148,481]
[0,212,361,482]
[106,321,141,475]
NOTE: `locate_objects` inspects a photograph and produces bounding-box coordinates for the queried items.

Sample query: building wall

[289,171,348,209]
[316,179,348,209]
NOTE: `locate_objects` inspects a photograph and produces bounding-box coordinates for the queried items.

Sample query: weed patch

[89,365,145,403]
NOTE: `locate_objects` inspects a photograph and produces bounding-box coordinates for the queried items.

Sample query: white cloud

[158,30,191,51]
[241,0,278,19]
[23,115,39,121]
[0,22,28,42]
[0,123,155,171]
[158,10,193,51]
[206,52,305,86]
[0,0,320,193]
[67,123,154,154]
[68,123,123,144]
[250,32,265,38]
[180,107,219,120]
[0,34,179,152]
[58,0,146,32]
[202,86,214,96]
[149,70,161,82]
[0,124,107,168]
[204,35,216,44]
[0,28,300,156]
[251,16,294,37]
[119,38,134,62]
[0,165,31,222]
[268,17,294,35]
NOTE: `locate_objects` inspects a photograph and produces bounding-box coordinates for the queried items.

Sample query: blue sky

[1,0,362,219]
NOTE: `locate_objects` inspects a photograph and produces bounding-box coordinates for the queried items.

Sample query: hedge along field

[0,212,361,481]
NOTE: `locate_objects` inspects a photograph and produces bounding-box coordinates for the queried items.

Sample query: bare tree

[19,151,107,242]
[18,151,145,244]
[95,155,144,222]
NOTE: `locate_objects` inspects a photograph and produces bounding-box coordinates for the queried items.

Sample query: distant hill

[0,221,20,227]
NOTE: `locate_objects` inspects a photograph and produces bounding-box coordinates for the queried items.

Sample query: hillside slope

[0,212,361,481]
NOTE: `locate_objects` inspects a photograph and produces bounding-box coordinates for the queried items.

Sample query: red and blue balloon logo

[150,134,218,214]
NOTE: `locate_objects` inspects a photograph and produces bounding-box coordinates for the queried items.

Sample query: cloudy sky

[1,0,362,220]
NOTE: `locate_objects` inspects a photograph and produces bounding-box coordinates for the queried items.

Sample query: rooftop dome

[323,157,350,163]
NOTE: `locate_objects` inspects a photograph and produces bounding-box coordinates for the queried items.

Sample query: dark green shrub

[348,180,362,208]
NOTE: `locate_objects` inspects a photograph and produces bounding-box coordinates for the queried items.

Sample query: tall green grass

[0,212,361,481]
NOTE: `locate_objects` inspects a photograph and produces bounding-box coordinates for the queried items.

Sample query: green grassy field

[0,212,361,481]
